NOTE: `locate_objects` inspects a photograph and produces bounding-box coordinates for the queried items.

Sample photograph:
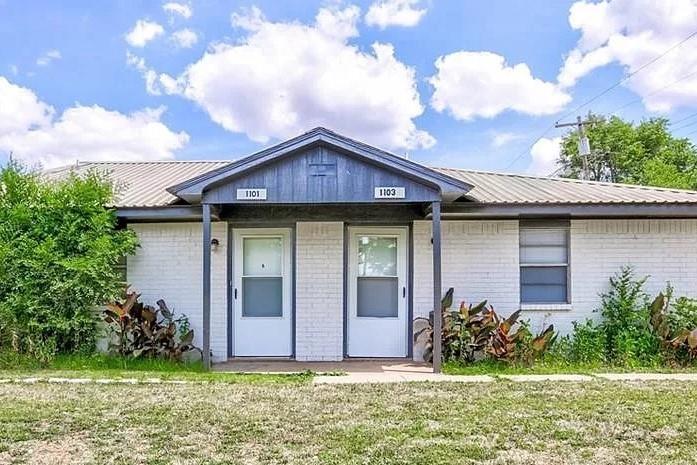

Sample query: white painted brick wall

[127,222,228,362]
[413,219,697,359]
[413,220,519,360]
[568,219,697,332]
[413,220,520,318]
[125,218,697,364]
[295,222,344,361]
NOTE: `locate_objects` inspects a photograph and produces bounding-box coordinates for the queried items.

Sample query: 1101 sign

[236,188,267,200]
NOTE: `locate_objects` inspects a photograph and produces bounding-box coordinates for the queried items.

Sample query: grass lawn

[443,360,697,375]
[0,353,311,384]
[2,380,697,464]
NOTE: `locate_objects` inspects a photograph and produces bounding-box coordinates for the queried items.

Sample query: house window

[519,220,570,304]
[115,256,127,284]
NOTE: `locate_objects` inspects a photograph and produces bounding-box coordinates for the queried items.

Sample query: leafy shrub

[668,297,697,336]
[597,267,657,364]
[0,163,138,356]
[648,290,697,365]
[103,289,199,361]
[414,288,556,365]
[560,269,697,367]
[556,320,605,365]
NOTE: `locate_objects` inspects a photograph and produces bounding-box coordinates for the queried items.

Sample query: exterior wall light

[211,238,220,251]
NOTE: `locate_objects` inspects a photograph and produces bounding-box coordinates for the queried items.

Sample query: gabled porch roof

[166,127,473,204]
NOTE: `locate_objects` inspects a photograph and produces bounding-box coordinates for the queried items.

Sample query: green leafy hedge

[0,162,137,358]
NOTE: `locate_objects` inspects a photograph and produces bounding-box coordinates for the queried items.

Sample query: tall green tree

[558,114,697,189]
[0,162,138,356]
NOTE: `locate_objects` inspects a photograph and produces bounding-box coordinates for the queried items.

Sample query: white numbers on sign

[374,187,406,199]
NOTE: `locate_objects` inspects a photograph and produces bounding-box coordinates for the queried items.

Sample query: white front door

[347,227,408,357]
[233,228,292,357]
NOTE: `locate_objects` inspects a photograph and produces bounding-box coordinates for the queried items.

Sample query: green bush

[597,267,657,364]
[556,320,605,365]
[668,297,697,335]
[0,162,138,359]
[559,267,697,367]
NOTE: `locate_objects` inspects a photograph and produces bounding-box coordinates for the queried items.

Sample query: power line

[609,69,697,115]
[557,29,697,123]
[684,126,697,138]
[673,118,697,132]
[503,28,697,169]
[671,111,697,126]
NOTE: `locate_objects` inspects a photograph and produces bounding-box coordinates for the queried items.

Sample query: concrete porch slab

[213,358,433,374]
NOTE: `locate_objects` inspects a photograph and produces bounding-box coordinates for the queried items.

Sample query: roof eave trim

[440,202,697,218]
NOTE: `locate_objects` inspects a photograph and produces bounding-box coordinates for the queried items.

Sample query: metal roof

[439,168,697,204]
[45,161,231,207]
[46,160,697,208]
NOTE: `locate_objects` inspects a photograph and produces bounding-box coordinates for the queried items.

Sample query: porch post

[431,201,442,373]
[202,203,212,369]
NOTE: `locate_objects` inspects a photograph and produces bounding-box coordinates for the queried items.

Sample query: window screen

[356,236,399,318]
[519,222,569,304]
[242,237,283,317]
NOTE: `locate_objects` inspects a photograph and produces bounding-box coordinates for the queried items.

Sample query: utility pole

[555,116,593,180]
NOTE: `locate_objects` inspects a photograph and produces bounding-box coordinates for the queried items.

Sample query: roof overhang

[166,128,472,204]
[116,205,220,222]
[439,202,697,219]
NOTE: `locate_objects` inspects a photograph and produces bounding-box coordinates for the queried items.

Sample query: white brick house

[50,128,697,370]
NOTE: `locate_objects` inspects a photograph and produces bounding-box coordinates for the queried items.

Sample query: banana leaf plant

[414,288,556,364]
[649,291,697,362]
[103,288,199,361]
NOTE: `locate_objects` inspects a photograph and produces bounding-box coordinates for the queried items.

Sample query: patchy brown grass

[1,380,697,464]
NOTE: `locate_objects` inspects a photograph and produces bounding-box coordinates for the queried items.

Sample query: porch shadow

[212,358,431,374]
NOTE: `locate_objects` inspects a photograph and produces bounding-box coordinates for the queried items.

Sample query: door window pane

[243,237,282,276]
[357,277,398,317]
[243,277,282,317]
[358,236,397,277]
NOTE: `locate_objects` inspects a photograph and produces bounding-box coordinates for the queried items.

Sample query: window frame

[115,255,128,285]
[519,220,570,305]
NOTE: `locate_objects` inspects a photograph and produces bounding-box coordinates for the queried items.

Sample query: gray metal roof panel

[45,161,697,207]
[437,168,697,204]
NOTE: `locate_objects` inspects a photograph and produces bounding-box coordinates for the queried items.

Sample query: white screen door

[233,228,292,357]
[347,227,408,357]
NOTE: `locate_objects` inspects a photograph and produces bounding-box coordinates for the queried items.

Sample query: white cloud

[8,65,18,76]
[429,51,571,121]
[558,0,697,112]
[163,2,192,20]
[125,20,165,47]
[527,137,561,175]
[0,76,54,134]
[490,131,522,148]
[136,5,434,151]
[365,0,427,29]
[0,76,188,168]
[36,50,61,66]
[170,28,198,48]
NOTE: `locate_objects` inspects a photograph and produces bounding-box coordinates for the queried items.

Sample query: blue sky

[1,0,696,174]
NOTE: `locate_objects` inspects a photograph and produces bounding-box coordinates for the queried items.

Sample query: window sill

[520,303,572,312]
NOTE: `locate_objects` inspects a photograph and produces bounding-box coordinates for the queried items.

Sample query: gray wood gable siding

[202,145,440,204]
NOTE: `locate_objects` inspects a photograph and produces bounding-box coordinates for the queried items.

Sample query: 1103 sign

[374,187,405,199]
